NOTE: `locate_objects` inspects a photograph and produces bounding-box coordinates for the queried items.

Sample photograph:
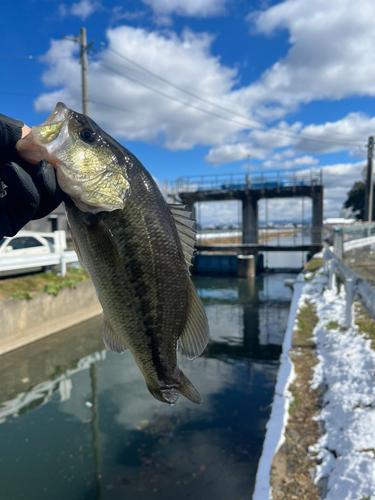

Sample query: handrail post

[60,254,67,277]
[333,227,343,260]
[328,260,337,289]
[345,278,355,328]
[323,248,330,274]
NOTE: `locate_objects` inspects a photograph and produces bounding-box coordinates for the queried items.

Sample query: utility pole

[364,136,374,221]
[80,28,89,116]
[63,28,91,115]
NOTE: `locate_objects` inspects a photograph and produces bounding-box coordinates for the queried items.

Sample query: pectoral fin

[86,215,121,267]
[71,232,85,268]
[102,315,128,354]
[180,280,209,360]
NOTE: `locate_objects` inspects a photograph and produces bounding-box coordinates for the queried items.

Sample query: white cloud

[205,113,370,166]
[35,26,243,150]
[261,155,318,169]
[59,0,102,20]
[243,0,375,119]
[141,0,228,22]
[110,6,146,23]
[36,2,375,164]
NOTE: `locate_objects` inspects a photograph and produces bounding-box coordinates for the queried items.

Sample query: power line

[2,45,368,148]
[93,57,364,148]
[99,42,364,148]
[93,59,262,131]
[100,42,266,131]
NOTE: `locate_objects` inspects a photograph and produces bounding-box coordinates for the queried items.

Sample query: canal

[0,273,296,500]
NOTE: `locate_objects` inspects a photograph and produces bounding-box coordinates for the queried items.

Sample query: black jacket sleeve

[0,113,23,152]
[0,114,64,238]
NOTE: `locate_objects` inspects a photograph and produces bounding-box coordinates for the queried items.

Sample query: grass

[304,257,323,273]
[326,319,339,330]
[294,301,319,348]
[303,257,324,281]
[0,267,89,300]
[270,300,321,500]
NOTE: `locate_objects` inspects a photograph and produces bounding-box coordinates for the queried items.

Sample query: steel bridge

[168,167,324,251]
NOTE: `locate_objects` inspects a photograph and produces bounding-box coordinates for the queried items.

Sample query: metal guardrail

[333,222,375,283]
[167,167,322,196]
[324,248,375,326]
[0,251,78,277]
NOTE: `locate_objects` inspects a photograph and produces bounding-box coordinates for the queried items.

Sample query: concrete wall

[194,253,238,276]
[0,280,102,356]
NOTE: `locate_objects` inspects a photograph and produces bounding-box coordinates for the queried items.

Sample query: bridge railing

[167,168,322,196]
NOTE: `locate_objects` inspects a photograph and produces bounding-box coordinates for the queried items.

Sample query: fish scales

[16,102,209,405]
[65,168,188,381]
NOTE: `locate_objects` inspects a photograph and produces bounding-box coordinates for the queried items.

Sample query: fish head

[16,102,130,214]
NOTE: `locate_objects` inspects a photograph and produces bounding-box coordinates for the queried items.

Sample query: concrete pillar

[311,190,323,244]
[242,196,258,244]
[237,254,256,278]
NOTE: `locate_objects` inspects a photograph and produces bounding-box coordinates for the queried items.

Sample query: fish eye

[80,128,96,143]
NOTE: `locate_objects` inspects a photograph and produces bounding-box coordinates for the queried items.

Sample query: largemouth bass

[16,102,209,405]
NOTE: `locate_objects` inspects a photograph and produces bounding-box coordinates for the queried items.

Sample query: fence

[333,222,375,285]
[0,251,78,277]
[167,168,322,196]
[324,248,375,327]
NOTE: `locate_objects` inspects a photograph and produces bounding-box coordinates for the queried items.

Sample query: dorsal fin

[168,204,197,271]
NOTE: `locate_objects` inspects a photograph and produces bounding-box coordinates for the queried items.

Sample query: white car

[0,230,67,277]
[0,231,53,258]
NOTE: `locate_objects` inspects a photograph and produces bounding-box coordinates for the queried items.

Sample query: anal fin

[178,370,202,404]
[102,315,128,354]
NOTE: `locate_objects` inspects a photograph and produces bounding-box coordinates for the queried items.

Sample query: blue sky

[1,0,375,223]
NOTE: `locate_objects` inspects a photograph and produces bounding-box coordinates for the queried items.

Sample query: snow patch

[253,269,375,500]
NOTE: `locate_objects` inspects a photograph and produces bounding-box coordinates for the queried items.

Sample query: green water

[0,274,296,500]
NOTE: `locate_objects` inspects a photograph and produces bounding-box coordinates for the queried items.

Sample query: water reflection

[0,274,295,500]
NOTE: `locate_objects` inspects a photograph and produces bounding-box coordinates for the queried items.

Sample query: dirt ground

[270,298,321,500]
[269,258,324,500]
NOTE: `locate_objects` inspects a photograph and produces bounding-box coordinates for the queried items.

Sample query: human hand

[0,114,64,238]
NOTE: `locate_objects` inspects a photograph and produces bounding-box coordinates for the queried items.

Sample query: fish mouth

[43,102,70,125]
[16,102,71,167]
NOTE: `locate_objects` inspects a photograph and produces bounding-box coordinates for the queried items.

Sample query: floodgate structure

[168,168,324,276]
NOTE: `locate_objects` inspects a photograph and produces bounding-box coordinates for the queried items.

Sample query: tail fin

[147,385,181,405]
[146,371,202,405]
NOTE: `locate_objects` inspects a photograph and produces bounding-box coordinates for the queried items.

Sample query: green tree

[343,180,375,220]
